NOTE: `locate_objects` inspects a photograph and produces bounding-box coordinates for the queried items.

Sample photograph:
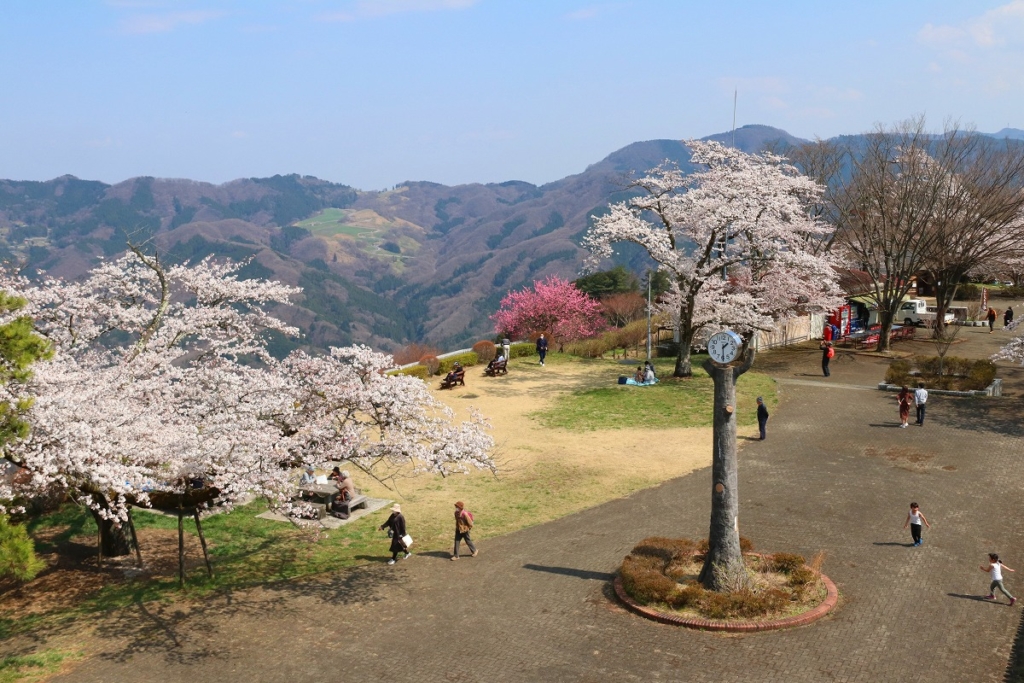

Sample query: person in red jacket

[819,340,834,377]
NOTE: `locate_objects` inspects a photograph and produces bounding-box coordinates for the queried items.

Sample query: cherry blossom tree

[0,251,300,555]
[278,346,494,487]
[490,275,606,350]
[584,140,844,377]
[0,251,496,558]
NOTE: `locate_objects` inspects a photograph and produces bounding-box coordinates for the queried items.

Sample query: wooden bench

[484,359,507,376]
[328,492,369,519]
[440,369,465,389]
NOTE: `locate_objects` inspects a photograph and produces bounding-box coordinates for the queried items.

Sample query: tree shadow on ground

[933,396,1024,439]
[85,562,404,665]
[523,564,614,581]
[1003,605,1024,682]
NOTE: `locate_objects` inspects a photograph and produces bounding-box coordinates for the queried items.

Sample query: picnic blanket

[625,378,658,387]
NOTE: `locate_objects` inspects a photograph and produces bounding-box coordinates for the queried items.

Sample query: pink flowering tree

[490,276,606,351]
[583,140,844,377]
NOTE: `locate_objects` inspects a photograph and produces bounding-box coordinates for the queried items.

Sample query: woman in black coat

[380,503,410,565]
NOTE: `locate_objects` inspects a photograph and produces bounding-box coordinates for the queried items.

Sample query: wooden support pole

[192,509,213,579]
[126,509,144,568]
[178,495,185,588]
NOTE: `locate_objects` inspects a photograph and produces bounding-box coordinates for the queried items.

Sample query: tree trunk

[698,350,755,590]
[90,508,134,557]
[876,311,895,352]
[673,325,695,378]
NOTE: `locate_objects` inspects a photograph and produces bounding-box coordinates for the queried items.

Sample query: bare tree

[835,118,973,351]
[916,132,1024,337]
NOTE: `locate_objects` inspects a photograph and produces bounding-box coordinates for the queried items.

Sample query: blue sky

[2,1,1022,189]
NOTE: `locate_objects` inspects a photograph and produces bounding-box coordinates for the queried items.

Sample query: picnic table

[846,324,914,349]
[297,483,338,507]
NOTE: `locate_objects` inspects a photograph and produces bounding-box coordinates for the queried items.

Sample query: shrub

[967,359,997,389]
[0,515,44,582]
[699,587,789,619]
[668,582,705,608]
[393,343,442,365]
[419,355,440,375]
[438,352,479,373]
[788,566,816,587]
[508,343,536,359]
[958,283,982,300]
[632,537,695,564]
[768,552,806,574]
[620,555,677,603]
[392,365,429,380]
[564,337,611,358]
[885,359,912,386]
[472,341,497,363]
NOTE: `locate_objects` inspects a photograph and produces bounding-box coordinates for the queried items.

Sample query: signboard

[982,287,989,310]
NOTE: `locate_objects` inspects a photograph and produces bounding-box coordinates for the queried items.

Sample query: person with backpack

[819,340,834,377]
[451,501,478,560]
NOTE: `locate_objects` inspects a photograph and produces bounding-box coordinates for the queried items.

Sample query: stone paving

[50,326,1024,682]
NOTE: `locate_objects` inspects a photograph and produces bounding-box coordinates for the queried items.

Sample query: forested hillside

[0,125,840,351]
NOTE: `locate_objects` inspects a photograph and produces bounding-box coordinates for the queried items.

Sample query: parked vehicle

[899,299,955,327]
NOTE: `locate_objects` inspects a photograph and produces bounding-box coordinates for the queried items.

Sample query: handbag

[401,534,413,549]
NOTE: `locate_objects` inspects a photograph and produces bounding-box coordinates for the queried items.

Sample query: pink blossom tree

[583,140,845,377]
[490,275,606,351]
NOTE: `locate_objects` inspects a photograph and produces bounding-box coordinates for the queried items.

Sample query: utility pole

[646,273,653,361]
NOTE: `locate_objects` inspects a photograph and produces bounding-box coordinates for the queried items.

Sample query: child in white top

[981,553,1016,605]
[902,502,931,546]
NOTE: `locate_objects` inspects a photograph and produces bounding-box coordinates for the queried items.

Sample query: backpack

[826,347,835,359]
[461,510,474,529]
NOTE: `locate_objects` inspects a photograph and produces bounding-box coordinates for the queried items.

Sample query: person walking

[914,382,928,426]
[981,553,1017,605]
[898,385,912,428]
[1005,307,1014,328]
[988,307,997,333]
[501,337,511,361]
[451,501,478,560]
[902,502,931,546]
[756,396,769,441]
[820,340,834,377]
[536,334,548,366]
[380,503,411,565]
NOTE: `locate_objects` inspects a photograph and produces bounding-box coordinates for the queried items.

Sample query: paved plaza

[45,328,1024,682]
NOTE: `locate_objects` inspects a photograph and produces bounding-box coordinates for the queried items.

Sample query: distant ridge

[991,128,1024,141]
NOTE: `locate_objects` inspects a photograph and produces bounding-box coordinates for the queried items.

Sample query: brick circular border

[613,570,839,632]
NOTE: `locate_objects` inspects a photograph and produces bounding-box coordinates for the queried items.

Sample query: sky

[2,0,1023,190]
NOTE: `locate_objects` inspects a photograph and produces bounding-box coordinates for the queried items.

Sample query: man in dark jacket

[756,396,769,440]
[536,334,548,366]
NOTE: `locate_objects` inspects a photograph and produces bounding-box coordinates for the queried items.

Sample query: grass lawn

[534,355,777,430]
[0,650,77,683]
[6,351,778,641]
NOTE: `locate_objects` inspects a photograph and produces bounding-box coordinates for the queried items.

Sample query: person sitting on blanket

[634,365,645,383]
[644,361,657,384]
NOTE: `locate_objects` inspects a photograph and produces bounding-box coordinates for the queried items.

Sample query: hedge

[391,365,430,380]
[438,352,479,373]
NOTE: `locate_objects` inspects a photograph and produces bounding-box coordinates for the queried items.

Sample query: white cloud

[119,9,226,34]
[917,2,1024,93]
[318,0,477,22]
[918,1,1024,50]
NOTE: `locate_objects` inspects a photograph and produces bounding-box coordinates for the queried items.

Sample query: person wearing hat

[756,396,769,441]
[380,503,410,565]
[299,466,316,486]
[451,501,478,560]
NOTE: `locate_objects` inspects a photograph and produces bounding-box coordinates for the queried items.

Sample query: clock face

[708,331,741,364]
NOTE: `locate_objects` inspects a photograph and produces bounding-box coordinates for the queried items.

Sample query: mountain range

[0,124,1018,353]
